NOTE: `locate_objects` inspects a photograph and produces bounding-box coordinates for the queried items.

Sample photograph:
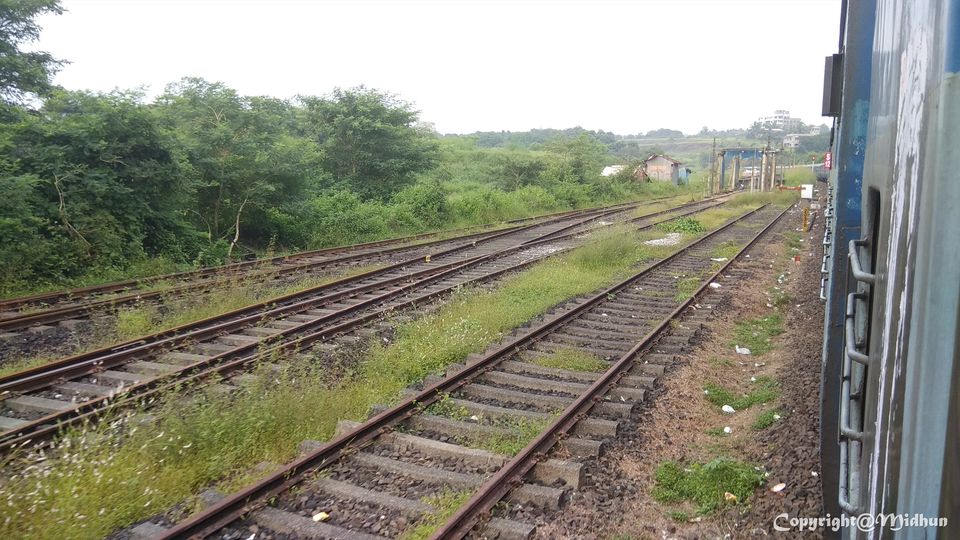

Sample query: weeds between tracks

[0,198,771,539]
[0,265,383,377]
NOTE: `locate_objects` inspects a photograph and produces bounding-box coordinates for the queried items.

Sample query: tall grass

[782,167,817,186]
[725,191,798,209]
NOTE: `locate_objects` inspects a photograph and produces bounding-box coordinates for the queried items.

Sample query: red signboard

[824,151,832,170]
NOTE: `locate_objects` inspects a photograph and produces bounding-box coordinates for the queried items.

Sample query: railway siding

[142,202,790,540]
[0,196,791,540]
[0,197,726,453]
[0,202,643,363]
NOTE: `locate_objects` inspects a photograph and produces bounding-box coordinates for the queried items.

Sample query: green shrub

[652,458,766,513]
[657,217,706,234]
[393,180,449,228]
[731,314,784,356]
[703,376,780,411]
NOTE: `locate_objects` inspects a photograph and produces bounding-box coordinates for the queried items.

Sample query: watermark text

[773,513,947,532]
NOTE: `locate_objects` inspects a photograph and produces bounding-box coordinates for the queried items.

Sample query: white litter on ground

[644,232,682,246]
[709,282,722,289]
[710,257,728,262]
[735,345,752,355]
[722,405,736,414]
[521,245,562,258]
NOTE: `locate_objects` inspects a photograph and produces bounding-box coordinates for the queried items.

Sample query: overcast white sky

[34,0,840,135]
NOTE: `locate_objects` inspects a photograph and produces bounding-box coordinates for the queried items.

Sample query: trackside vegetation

[399,490,472,540]
[529,348,609,373]
[0,265,382,378]
[652,458,766,514]
[0,3,814,301]
[0,3,702,298]
[652,205,801,526]
[0,201,775,538]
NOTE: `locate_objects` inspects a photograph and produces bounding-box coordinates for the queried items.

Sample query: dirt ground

[534,203,826,539]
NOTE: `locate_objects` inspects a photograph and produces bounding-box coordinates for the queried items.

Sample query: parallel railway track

[0,196,728,451]
[0,199,654,313]
[142,202,792,540]
[0,200,661,334]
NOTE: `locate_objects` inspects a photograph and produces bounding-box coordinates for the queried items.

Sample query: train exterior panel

[821,0,960,537]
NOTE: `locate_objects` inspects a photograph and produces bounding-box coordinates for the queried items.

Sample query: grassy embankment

[782,166,817,186]
[0,193,787,539]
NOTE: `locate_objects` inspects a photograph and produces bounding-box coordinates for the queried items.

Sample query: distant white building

[784,134,801,149]
[758,109,802,132]
[601,165,625,177]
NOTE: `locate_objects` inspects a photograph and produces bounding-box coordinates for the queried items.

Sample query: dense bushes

[0,83,438,293]
[0,92,190,291]
[0,4,705,295]
[0,82,698,296]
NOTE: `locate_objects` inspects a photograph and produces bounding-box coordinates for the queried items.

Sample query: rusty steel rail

[0,196,720,390]
[155,202,783,539]
[0,203,633,388]
[0,202,644,332]
[0,198,665,315]
[430,201,796,539]
[0,197,727,452]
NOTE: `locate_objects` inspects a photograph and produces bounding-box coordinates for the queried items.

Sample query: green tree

[0,0,63,106]
[300,87,437,199]
[541,133,609,184]
[0,90,188,288]
[156,78,318,257]
[493,150,546,190]
[644,128,684,138]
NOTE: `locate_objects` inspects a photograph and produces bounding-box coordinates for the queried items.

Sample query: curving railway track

[0,196,729,452]
[137,201,793,540]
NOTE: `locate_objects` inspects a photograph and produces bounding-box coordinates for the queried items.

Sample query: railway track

[0,199,657,314]
[142,201,792,540]
[0,199,659,335]
[0,196,728,451]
